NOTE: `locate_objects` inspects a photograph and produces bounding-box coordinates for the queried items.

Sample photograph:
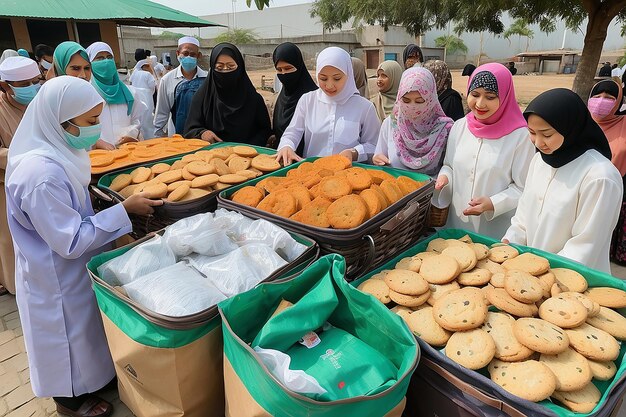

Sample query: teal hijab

[86,42,134,115]
[53,41,89,76]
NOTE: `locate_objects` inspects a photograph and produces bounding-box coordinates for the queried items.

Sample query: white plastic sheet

[122,262,226,316]
[254,347,327,395]
[162,213,237,257]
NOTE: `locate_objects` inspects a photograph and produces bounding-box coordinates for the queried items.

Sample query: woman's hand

[463,196,494,216]
[275,147,302,166]
[372,154,390,166]
[94,139,115,151]
[434,175,449,190]
[122,193,164,215]
[117,136,138,146]
[200,130,222,144]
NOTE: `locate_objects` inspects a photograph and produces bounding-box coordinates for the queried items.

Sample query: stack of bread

[357,236,626,413]
[106,145,282,203]
[230,155,427,229]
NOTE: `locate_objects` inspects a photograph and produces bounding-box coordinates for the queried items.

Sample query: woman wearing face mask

[271,42,318,152]
[0,56,41,295]
[184,43,271,145]
[424,60,465,121]
[86,42,152,149]
[351,57,370,98]
[373,67,453,176]
[276,47,381,165]
[372,60,403,122]
[503,89,622,273]
[587,79,626,264]
[5,76,162,417]
[403,44,424,69]
[34,44,54,80]
[48,41,92,81]
[433,63,535,239]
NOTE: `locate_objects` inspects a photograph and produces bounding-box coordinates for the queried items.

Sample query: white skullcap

[0,56,40,81]
[178,36,200,47]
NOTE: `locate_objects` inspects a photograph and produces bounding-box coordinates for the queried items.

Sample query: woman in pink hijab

[431,62,535,239]
[373,67,453,176]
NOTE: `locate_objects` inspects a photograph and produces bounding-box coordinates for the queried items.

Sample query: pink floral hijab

[465,63,527,139]
[391,67,453,174]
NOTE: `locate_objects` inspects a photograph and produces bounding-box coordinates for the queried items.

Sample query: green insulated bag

[218,254,419,417]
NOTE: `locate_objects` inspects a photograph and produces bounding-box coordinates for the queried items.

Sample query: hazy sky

[150,0,310,16]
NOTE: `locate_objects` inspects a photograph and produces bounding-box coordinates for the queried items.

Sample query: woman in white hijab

[277,47,380,164]
[5,76,161,417]
[85,42,153,148]
[129,58,157,134]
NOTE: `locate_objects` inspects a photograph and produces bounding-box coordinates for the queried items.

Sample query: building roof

[516,49,581,57]
[0,0,222,28]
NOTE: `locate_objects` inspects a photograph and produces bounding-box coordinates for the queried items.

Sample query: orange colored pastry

[319,176,353,200]
[326,195,368,229]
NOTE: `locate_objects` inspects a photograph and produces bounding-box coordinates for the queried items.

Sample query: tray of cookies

[353,228,626,417]
[217,155,434,279]
[89,135,211,177]
[94,142,282,238]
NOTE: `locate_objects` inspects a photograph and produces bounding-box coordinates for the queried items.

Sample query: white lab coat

[99,86,152,144]
[5,156,132,397]
[277,90,381,162]
[504,151,623,273]
[432,118,535,239]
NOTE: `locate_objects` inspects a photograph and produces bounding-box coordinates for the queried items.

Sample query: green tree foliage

[503,19,535,52]
[308,0,626,99]
[434,34,468,55]
[159,30,187,40]
[214,28,259,45]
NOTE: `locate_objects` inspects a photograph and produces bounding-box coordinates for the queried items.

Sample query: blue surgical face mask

[11,83,41,105]
[63,121,101,150]
[178,56,197,72]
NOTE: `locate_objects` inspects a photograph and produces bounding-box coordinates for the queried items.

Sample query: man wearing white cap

[0,56,41,295]
[154,36,207,137]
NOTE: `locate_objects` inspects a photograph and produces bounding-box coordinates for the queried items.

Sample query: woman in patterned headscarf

[424,60,464,121]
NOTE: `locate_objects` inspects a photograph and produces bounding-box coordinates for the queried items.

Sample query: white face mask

[40,59,52,71]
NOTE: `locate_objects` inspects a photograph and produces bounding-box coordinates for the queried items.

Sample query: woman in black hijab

[503,88,622,273]
[462,64,476,77]
[271,42,317,151]
[402,44,424,69]
[184,43,271,146]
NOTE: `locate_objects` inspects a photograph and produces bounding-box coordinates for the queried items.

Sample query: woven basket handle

[380,199,420,233]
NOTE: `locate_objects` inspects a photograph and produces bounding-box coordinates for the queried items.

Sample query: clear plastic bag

[185,244,288,297]
[122,262,226,316]
[97,234,176,286]
[254,347,327,396]
[213,209,307,262]
[162,213,238,257]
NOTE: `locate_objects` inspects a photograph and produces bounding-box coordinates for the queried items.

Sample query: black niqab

[272,42,318,141]
[184,43,271,146]
[523,88,612,168]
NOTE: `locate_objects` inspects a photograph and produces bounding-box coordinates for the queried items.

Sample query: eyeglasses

[214,64,238,73]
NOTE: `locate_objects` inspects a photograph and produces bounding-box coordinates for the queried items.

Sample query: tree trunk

[572,9,612,101]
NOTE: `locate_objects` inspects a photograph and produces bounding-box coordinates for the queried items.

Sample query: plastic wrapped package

[213,209,307,262]
[97,234,176,286]
[162,213,238,257]
[122,262,227,316]
[185,244,288,297]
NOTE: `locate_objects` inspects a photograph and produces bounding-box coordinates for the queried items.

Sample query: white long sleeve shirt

[153,65,208,137]
[504,150,623,273]
[432,118,535,239]
[99,86,151,145]
[277,90,381,162]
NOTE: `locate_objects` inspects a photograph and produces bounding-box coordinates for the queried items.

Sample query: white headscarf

[130,59,151,86]
[315,47,359,106]
[7,76,104,206]
[0,49,19,65]
[85,42,113,62]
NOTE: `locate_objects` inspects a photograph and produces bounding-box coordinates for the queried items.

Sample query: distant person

[507,62,517,76]
[149,55,166,83]
[154,36,207,136]
[462,63,476,78]
[599,62,612,77]
[351,57,370,98]
[129,58,157,137]
[134,48,147,63]
[403,44,424,69]
[276,46,380,165]
[184,42,271,146]
[372,60,403,122]
[0,49,19,65]
[612,63,622,78]
[34,44,54,80]
[271,42,318,151]
[424,59,465,121]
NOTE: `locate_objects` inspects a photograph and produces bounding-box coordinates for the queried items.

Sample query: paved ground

[2,262,626,416]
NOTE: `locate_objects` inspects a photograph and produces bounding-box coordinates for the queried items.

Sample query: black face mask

[213,70,240,91]
[277,71,300,94]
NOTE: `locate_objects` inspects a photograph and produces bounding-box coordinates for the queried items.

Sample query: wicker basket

[217,160,434,280]
[427,206,449,228]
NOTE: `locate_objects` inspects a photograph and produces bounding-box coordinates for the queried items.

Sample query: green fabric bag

[218,254,419,417]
